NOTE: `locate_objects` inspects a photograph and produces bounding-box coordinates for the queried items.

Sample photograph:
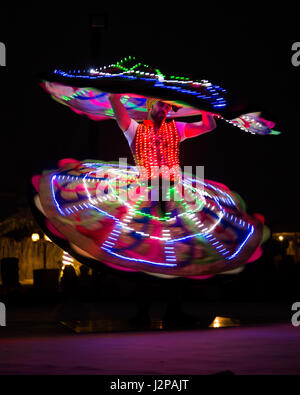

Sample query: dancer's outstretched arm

[184,111,217,139]
[108,94,131,132]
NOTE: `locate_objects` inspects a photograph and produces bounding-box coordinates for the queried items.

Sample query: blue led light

[215,245,224,250]
[52,66,228,109]
[51,175,65,216]
[101,247,177,267]
[225,225,254,260]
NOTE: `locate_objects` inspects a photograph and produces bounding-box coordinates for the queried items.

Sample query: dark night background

[0,4,299,230]
[1,6,300,377]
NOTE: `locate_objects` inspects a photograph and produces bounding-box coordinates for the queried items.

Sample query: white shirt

[124,119,187,147]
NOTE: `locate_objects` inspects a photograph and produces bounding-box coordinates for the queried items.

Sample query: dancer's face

[150,101,172,123]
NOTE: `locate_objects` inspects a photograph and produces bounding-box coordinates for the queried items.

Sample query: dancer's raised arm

[183,111,217,139]
[108,93,131,132]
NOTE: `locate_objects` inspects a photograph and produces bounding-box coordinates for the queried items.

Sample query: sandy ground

[0,300,299,375]
[1,323,300,375]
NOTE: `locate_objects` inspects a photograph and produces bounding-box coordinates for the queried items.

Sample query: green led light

[134,209,172,222]
[270,130,281,135]
[105,109,114,116]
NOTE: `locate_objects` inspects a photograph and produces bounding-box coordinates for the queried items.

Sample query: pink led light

[32,175,41,193]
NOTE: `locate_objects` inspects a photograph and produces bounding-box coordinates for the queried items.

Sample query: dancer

[108,94,219,324]
[108,93,217,210]
[32,58,274,286]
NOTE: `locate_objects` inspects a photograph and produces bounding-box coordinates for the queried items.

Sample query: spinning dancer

[32,58,275,317]
[108,94,217,210]
[108,94,219,324]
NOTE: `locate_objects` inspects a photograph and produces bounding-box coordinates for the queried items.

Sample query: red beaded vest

[132,119,181,181]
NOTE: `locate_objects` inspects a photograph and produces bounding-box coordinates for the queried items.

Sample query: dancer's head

[146,98,172,123]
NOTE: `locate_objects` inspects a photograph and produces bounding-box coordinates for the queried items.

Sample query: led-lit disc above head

[40,57,280,135]
[40,56,231,121]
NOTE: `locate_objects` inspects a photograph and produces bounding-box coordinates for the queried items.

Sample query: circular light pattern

[31,159,265,277]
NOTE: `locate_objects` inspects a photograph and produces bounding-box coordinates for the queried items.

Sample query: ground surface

[0,300,299,375]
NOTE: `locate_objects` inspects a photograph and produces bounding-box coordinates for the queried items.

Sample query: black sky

[0,4,299,228]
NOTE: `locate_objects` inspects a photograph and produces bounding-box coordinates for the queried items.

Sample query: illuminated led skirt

[31,159,266,279]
